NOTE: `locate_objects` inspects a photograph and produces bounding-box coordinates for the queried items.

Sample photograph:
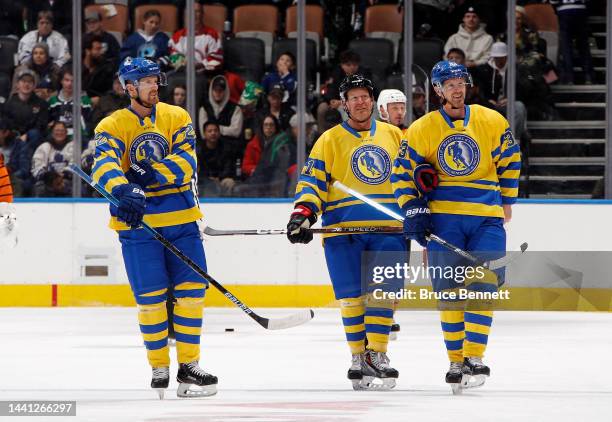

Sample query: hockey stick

[203,226,402,236]
[69,164,313,330]
[332,180,528,270]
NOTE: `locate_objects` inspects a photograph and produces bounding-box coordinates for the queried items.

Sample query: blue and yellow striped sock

[137,288,170,368]
[440,310,465,363]
[173,282,206,364]
[365,298,394,353]
[340,296,366,354]
[464,311,493,358]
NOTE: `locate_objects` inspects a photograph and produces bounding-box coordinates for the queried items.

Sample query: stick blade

[263,309,315,330]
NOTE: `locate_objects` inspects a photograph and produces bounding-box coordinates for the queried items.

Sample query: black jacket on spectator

[83,59,115,98]
[198,140,234,180]
[473,63,505,104]
[83,32,121,66]
[0,0,26,37]
[2,93,49,135]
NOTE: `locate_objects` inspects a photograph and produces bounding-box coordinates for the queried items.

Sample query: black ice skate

[359,350,398,390]
[389,323,400,341]
[151,367,170,399]
[461,357,490,389]
[347,353,364,390]
[176,361,218,397]
[445,362,465,395]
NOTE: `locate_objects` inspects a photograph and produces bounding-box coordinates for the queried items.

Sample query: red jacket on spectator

[169,26,223,71]
[242,135,263,177]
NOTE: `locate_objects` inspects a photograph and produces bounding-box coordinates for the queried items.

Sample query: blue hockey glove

[287,204,317,244]
[126,160,158,187]
[403,197,432,247]
[413,163,439,196]
[113,183,146,228]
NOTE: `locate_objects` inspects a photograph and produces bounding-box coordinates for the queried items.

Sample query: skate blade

[177,382,217,398]
[351,379,363,391]
[450,383,463,395]
[153,388,166,400]
[461,374,487,389]
[359,376,397,391]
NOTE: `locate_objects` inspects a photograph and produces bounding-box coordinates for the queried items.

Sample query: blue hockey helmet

[430,60,472,89]
[118,57,167,89]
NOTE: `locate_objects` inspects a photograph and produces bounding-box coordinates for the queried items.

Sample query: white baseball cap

[490,42,508,58]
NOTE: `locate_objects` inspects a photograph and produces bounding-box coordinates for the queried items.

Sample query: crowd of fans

[0,0,599,198]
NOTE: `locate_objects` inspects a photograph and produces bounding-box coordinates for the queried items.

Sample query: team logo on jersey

[351,145,391,185]
[437,134,480,177]
[129,132,169,164]
[501,128,516,149]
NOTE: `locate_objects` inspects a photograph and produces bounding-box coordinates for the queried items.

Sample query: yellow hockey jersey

[91,102,202,230]
[391,104,521,218]
[294,120,404,237]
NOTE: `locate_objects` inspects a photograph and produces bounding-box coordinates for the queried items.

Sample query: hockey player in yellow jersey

[287,74,404,390]
[91,57,217,399]
[391,60,521,394]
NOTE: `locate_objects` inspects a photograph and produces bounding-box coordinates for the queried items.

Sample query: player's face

[386,102,406,126]
[136,75,159,105]
[440,78,466,108]
[345,88,373,122]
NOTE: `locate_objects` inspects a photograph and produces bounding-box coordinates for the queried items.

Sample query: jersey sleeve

[293,135,331,215]
[91,120,128,195]
[391,124,426,210]
[150,110,197,187]
[493,124,521,204]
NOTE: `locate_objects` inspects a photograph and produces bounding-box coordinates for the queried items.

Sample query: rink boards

[1,199,612,311]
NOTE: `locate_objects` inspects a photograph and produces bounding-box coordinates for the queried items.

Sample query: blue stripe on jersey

[322,203,401,226]
[140,321,168,334]
[497,162,521,174]
[97,168,125,189]
[93,155,120,169]
[469,179,500,187]
[499,178,519,188]
[430,186,501,205]
[172,125,190,143]
[145,191,197,214]
[298,174,328,192]
[491,146,501,159]
[97,131,126,154]
[326,193,395,208]
[500,146,520,160]
[162,158,186,185]
[390,172,412,183]
[408,146,426,164]
[394,187,419,198]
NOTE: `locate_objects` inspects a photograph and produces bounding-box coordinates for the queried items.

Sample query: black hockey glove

[126,160,158,188]
[413,163,439,196]
[114,183,146,228]
[402,197,432,247]
[286,204,317,244]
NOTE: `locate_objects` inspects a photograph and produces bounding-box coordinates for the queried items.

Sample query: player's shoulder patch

[500,128,516,149]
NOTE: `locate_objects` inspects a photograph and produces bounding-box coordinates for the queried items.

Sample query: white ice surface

[1,308,611,422]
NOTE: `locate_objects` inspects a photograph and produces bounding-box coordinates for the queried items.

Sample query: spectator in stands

[242,114,279,179]
[412,85,427,120]
[1,68,49,195]
[170,85,187,109]
[515,6,556,120]
[550,0,594,84]
[12,43,60,95]
[28,0,71,35]
[18,11,70,68]
[261,52,297,105]
[444,5,493,68]
[414,0,454,40]
[474,41,528,143]
[49,68,93,139]
[82,35,116,102]
[197,120,236,197]
[256,85,294,132]
[34,79,53,102]
[286,112,317,196]
[168,1,223,73]
[83,10,121,66]
[31,120,72,197]
[317,83,345,132]
[198,75,244,155]
[0,119,18,196]
[90,75,129,130]
[120,9,170,69]
[0,0,26,38]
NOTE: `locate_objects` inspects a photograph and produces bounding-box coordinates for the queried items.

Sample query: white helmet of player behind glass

[377,89,407,122]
